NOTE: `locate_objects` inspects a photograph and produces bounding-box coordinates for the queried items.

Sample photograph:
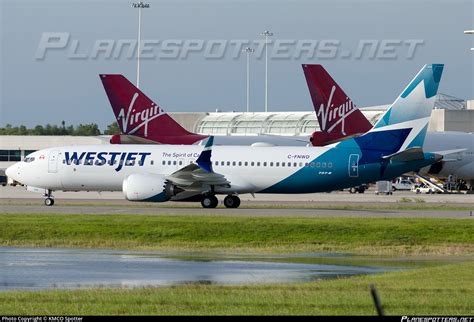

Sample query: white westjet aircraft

[6,64,446,208]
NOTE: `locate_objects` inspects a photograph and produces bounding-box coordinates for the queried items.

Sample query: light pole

[464,30,474,51]
[260,30,273,112]
[132,2,150,88]
[242,47,255,113]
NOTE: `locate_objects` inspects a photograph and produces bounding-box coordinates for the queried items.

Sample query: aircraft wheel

[201,195,218,209]
[224,195,240,208]
[44,198,55,206]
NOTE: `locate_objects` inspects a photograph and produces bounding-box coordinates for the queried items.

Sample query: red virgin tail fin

[100,74,206,144]
[302,64,372,144]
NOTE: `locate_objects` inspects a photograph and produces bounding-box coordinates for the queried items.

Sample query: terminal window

[0,150,21,162]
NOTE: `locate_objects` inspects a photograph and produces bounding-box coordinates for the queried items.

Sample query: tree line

[0,121,121,136]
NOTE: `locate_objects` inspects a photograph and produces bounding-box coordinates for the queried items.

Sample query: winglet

[196,136,214,173]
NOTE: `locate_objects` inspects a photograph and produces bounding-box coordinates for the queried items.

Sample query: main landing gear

[44,190,55,206]
[223,195,240,208]
[200,194,241,209]
[201,195,219,208]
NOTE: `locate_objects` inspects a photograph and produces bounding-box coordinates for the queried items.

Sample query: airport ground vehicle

[411,183,438,194]
[392,178,415,191]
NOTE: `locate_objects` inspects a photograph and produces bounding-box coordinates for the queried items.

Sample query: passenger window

[276,162,279,167]
[293,162,297,167]
[282,162,285,167]
[162,160,166,165]
[305,162,309,167]
[215,161,219,166]
[151,160,154,165]
[270,162,273,167]
[288,162,291,167]
[322,162,326,168]
[245,162,248,166]
[257,162,260,166]
[310,162,315,168]
[263,162,267,167]
[227,161,231,166]
[179,161,183,165]
[299,162,303,167]
[173,161,177,165]
[168,161,172,165]
[232,161,236,166]
[221,161,225,166]
[328,162,333,168]
[238,161,242,166]
[251,162,254,166]
[316,162,320,168]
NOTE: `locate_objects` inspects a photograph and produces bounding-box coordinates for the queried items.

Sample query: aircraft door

[48,150,60,173]
[348,154,359,178]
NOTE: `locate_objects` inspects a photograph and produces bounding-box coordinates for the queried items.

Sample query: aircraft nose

[5,163,20,182]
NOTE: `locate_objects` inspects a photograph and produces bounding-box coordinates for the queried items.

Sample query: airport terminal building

[1,95,473,179]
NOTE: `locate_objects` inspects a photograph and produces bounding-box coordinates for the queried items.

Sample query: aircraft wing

[166,165,230,187]
[165,136,231,188]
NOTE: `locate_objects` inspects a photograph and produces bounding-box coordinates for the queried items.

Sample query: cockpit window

[24,157,35,163]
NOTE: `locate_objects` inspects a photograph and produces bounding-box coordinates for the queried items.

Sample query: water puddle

[0,247,451,291]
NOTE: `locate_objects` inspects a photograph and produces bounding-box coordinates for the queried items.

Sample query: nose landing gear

[44,198,55,206]
[43,190,55,206]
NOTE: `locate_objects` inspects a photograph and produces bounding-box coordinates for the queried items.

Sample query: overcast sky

[1,0,473,130]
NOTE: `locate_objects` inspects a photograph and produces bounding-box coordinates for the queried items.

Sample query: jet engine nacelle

[122,174,181,202]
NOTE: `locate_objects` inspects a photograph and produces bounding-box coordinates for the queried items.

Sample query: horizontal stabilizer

[382,147,425,162]
[430,148,466,156]
[430,149,466,162]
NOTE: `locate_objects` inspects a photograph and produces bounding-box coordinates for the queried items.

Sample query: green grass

[1,261,472,315]
[1,214,473,255]
[2,200,473,211]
